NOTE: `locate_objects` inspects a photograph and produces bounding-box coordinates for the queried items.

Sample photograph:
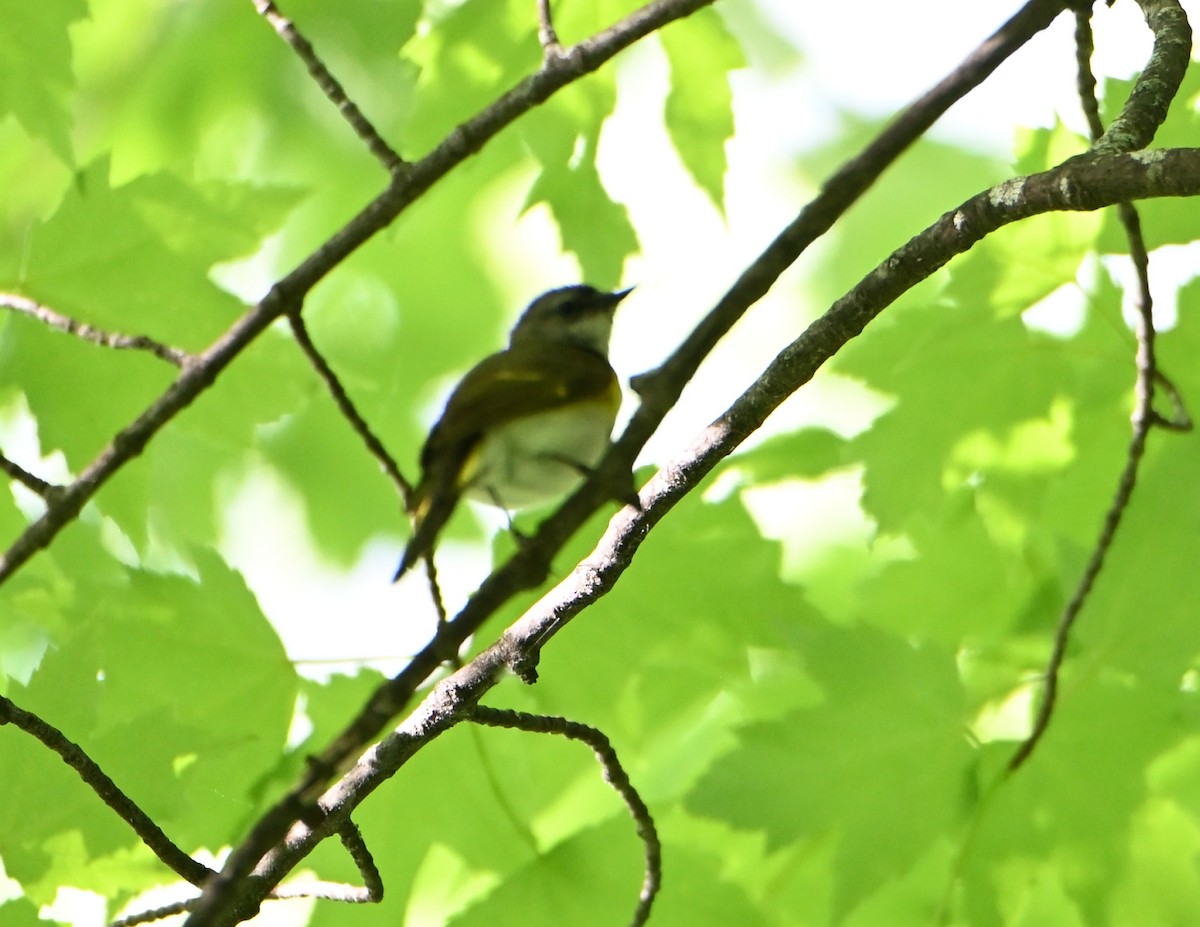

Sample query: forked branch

[1007,0,1193,773]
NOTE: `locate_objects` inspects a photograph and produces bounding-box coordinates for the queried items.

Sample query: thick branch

[1093,0,1191,153]
[504,148,1200,667]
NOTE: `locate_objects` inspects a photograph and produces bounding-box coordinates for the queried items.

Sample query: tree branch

[1006,0,1193,773]
[0,449,61,500]
[230,146,1200,927]
[470,706,661,927]
[537,0,563,57]
[251,0,409,176]
[287,310,412,503]
[0,694,215,888]
[0,292,191,367]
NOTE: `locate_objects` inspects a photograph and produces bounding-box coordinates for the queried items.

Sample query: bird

[393,284,632,581]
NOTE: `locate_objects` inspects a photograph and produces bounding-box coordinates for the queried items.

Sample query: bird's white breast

[464,401,617,510]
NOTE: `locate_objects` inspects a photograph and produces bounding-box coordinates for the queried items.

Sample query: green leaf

[660,8,745,214]
[0,0,84,164]
[400,0,539,155]
[0,549,296,890]
[732,427,849,484]
[447,818,647,927]
[523,153,639,287]
[519,80,639,285]
[262,396,408,563]
[837,302,1068,532]
[123,173,307,267]
[0,314,174,475]
[19,160,246,350]
[0,898,67,927]
[689,624,971,914]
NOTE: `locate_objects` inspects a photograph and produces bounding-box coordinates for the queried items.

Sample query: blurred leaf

[689,624,971,914]
[399,0,539,156]
[20,160,246,350]
[732,427,849,483]
[660,8,745,213]
[0,0,84,164]
[520,80,639,285]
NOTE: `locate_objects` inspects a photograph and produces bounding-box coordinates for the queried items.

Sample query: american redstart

[393,284,631,580]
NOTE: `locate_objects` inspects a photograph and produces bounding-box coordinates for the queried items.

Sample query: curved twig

[469,706,661,927]
[0,695,215,888]
[1007,0,1192,773]
[110,820,382,926]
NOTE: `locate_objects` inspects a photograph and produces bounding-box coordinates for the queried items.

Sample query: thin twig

[111,898,194,927]
[537,0,563,56]
[1007,0,1192,773]
[470,706,661,927]
[0,292,191,367]
[269,821,383,904]
[251,0,408,176]
[335,820,384,902]
[423,551,450,626]
[287,310,412,504]
[111,821,382,925]
[0,695,214,887]
[1152,370,1192,430]
[0,450,61,499]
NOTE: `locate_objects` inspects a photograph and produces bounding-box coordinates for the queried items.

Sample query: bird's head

[508,285,632,355]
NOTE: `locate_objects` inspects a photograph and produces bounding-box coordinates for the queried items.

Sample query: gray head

[509,285,632,355]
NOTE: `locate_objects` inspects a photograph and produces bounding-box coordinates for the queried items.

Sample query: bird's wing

[419,341,618,467]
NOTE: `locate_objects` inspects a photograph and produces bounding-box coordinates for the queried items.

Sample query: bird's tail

[393,478,459,581]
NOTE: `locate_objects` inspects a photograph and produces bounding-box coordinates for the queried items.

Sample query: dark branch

[470,706,661,927]
[287,311,412,504]
[0,695,214,887]
[111,898,194,927]
[0,450,61,500]
[112,820,381,925]
[251,0,409,176]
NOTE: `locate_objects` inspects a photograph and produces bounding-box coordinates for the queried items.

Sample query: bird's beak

[611,286,634,303]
